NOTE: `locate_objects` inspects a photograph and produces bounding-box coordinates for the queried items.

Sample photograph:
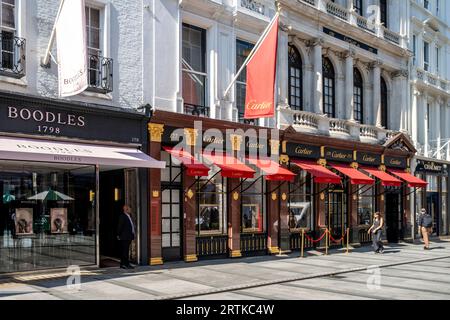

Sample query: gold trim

[405,168,411,173]
[279,154,289,164]
[230,134,242,151]
[150,257,164,266]
[184,254,198,263]
[320,146,325,158]
[281,193,287,201]
[148,123,164,143]
[317,159,327,167]
[350,162,359,169]
[320,192,325,200]
[407,158,410,167]
[353,151,357,161]
[184,128,198,147]
[282,141,287,154]
[272,193,277,201]
[381,154,385,164]
[152,190,159,198]
[379,165,386,172]
[187,189,194,199]
[230,250,242,258]
[270,140,280,155]
[233,192,239,201]
[268,247,280,254]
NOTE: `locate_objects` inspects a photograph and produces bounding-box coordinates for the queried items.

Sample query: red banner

[244,15,279,119]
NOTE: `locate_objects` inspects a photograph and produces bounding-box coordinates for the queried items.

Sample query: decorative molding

[148,123,164,143]
[392,69,409,79]
[230,250,242,258]
[280,154,289,164]
[150,257,164,266]
[270,139,280,155]
[184,254,198,263]
[369,60,383,69]
[230,134,242,151]
[272,193,277,201]
[317,159,327,167]
[268,247,280,254]
[184,128,198,146]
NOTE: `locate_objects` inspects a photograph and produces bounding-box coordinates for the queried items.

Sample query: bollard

[300,229,305,258]
[346,228,350,255]
[325,229,329,256]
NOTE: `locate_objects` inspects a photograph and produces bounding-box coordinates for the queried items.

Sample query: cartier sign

[325,148,353,163]
[357,152,381,166]
[285,143,320,159]
[384,156,407,169]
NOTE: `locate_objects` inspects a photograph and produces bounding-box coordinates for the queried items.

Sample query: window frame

[240,173,266,234]
[235,39,255,124]
[380,0,388,28]
[423,41,430,71]
[353,67,364,124]
[322,57,336,118]
[288,45,303,111]
[288,167,313,232]
[380,76,388,128]
[353,0,363,16]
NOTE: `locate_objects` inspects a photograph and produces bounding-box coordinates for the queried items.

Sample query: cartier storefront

[0,91,164,274]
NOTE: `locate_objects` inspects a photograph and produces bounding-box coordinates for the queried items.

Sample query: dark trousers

[372,231,384,252]
[119,240,131,266]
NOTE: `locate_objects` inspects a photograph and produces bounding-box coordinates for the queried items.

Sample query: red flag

[244,15,279,119]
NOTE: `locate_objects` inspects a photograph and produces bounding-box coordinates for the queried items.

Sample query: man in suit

[117,205,135,269]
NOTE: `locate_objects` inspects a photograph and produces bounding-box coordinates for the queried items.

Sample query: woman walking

[368,212,384,254]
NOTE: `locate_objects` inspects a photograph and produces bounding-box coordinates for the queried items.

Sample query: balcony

[87,55,113,94]
[413,67,449,94]
[184,103,210,117]
[286,110,397,144]
[298,0,404,47]
[0,32,26,78]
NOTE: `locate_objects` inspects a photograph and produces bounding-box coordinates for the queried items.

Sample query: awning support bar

[288,176,312,195]
[197,170,222,192]
[161,168,183,192]
[405,187,419,197]
[266,180,287,195]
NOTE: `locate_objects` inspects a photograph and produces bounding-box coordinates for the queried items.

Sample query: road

[1,241,450,300]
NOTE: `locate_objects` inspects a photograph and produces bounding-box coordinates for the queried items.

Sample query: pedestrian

[418,208,433,250]
[117,205,135,269]
[368,212,384,254]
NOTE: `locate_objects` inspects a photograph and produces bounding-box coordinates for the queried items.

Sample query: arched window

[288,45,303,111]
[381,77,388,128]
[353,68,363,123]
[322,57,335,118]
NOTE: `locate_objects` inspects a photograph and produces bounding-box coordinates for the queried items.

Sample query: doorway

[161,186,182,261]
[99,170,125,267]
[385,191,401,243]
[326,189,348,239]
[426,192,440,236]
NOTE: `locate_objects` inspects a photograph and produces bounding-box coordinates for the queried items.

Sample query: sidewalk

[1,241,449,300]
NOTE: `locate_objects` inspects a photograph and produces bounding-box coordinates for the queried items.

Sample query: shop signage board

[415,160,447,175]
[384,156,407,169]
[357,152,382,166]
[325,147,353,163]
[285,143,321,159]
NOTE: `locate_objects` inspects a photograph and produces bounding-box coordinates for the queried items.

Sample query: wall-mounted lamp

[114,188,121,202]
[89,190,95,202]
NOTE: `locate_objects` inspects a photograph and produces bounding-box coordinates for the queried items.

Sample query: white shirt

[125,213,135,235]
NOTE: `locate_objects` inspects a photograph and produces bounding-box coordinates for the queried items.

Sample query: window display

[241,173,265,233]
[288,168,312,231]
[0,161,96,273]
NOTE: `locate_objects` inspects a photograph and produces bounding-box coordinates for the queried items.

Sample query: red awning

[291,160,341,184]
[248,158,296,182]
[330,163,374,185]
[360,167,402,187]
[163,146,210,177]
[202,152,255,179]
[388,169,428,188]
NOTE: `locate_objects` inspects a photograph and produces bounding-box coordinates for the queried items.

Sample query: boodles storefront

[0,92,164,274]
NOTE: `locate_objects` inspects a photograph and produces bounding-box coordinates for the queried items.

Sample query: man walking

[418,208,433,250]
[117,205,135,269]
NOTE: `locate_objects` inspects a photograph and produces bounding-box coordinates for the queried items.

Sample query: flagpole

[41,0,65,67]
[222,12,279,99]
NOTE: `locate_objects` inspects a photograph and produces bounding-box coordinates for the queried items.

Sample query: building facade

[0,0,164,274]
[146,0,431,265]
[408,0,450,238]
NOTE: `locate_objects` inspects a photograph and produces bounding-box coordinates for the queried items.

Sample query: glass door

[326,189,348,239]
[161,187,182,261]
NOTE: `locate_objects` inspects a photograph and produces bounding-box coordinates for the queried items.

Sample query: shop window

[357,186,375,226]
[288,169,313,231]
[0,162,96,273]
[236,39,256,125]
[441,176,447,235]
[322,57,335,118]
[182,23,209,116]
[241,174,265,233]
[288,45,303,111]
[196,166,227,235]
[161,151,182,184]
[415,173,424,236]
[380,0,388,28]
[353,68,363,124]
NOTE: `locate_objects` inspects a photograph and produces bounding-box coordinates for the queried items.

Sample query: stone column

[446,102,450,160]
[372,61,382,127]
[345,50,355,121]
[436,98,442,159]
[148,123,164,266]
[411,86,419,145]
[393,70,409,132]
[267,180,280,254]
[312,38,324,114]
[424,93,429,156]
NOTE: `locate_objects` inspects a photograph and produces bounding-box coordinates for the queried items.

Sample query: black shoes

[120,264,134,269]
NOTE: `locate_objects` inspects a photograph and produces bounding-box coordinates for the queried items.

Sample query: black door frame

[385,187,403,243]
[326,185,348,239]
[161,183,183,261]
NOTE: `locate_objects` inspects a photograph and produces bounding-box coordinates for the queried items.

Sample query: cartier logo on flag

[244,15,279,119]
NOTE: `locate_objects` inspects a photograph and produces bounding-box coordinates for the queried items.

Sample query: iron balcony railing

[184,103,210,117]
[0,32,26,78]
[87,54,113,94]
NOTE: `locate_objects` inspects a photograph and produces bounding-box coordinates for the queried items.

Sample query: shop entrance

[426,192,440,236]
[99,170,125,267]
[326,189,348,239]
[161,186,182,261]
[385,190,402,243]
